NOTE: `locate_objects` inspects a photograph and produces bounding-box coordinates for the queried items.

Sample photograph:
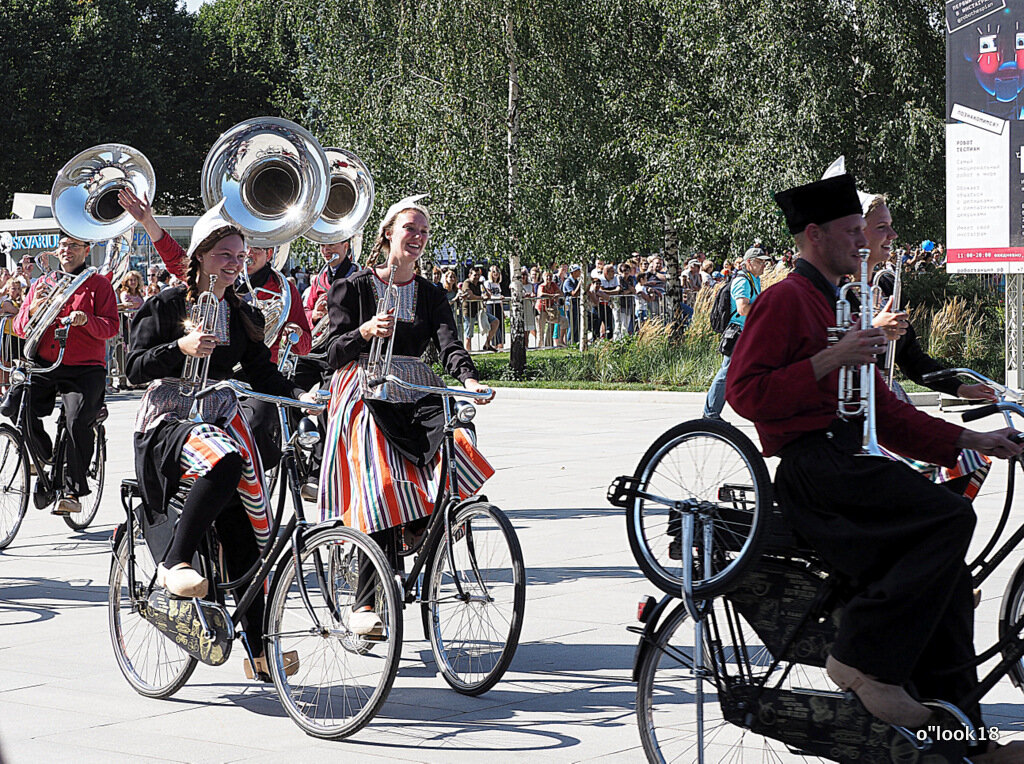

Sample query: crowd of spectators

[422,249,791,349]
[0,236,952,363]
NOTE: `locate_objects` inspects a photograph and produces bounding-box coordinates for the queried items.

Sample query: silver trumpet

[366,265,400,397]
[181,275,220,414]
[830,248,885,457]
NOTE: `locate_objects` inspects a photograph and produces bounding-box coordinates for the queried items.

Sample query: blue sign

[10,233,61,251]
[7,228,151,251]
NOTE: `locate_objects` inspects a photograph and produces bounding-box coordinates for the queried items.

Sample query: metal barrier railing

[106,307,138,390]
[448,289,680,350]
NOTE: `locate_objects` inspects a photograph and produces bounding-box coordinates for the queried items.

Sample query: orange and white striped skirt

[317,362,494,534]
[178,412,271,545]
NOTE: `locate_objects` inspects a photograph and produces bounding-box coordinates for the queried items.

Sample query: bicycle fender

[631,594,684,683]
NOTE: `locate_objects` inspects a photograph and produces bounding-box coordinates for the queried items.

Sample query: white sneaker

[349,609,383,637]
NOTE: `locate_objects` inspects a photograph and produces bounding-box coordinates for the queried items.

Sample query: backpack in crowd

[709,276,736,333]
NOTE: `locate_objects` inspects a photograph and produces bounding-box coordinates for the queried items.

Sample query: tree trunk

[505,7,526,377]
[663,212,683,338]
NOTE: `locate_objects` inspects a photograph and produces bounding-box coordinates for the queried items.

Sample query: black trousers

[775,423,981,725]
[25,365,105,497]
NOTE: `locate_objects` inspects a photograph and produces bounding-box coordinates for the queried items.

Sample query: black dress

[127,287,302,519]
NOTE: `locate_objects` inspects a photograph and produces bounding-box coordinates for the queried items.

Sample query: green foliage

[0,0,293,215]
[901,270,1004,380]
[447,320,722,390]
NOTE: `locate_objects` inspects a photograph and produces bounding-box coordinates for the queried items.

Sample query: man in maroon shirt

[13,233,119,515]
[726,174,1022,751]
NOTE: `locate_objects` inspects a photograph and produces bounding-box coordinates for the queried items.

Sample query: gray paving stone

[0,390,1021,763]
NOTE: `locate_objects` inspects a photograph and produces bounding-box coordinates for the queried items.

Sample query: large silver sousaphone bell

[303,147,374,244]
[24,144,155,359]
[51,143,156,245]
[201,117,330,247]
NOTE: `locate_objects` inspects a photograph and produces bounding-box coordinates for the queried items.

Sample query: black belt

[778,418,863,458]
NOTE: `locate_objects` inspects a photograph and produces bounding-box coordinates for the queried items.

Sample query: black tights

[165,454,244,568]
[353,517,429,610]
[164,453,266,649]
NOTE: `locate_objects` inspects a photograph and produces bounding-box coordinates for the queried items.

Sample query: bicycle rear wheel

[266,524,402,739]
[64,424,105,531]
[0,424,29,549]
[627,419,771,598]
[425,502,525,695]
[108,524,197,698]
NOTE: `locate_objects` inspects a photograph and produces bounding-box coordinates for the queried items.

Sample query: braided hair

[187,228,264,344]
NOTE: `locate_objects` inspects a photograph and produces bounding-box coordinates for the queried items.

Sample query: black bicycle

[368,373,526,696]
[610,405,1024,763]
[0,316,106,548]
[108,380,404,739]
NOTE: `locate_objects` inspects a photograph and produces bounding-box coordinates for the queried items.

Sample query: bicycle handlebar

[0,316,73,375]
[373,373,494,401]
[195,378,328,413]
[923,368,1022,403]
[962,403,1003,423]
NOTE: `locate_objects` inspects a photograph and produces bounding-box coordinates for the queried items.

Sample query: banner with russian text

[946,0,1024,272]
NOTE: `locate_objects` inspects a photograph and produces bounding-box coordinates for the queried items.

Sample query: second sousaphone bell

[304,147,374,245]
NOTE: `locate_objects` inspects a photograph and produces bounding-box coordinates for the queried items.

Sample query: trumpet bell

[51,143,155,243]
[201,117,330,248]
[303,148,374,244]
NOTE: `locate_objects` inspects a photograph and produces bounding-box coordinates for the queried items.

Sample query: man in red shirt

[14,233,119,514]
[726,174,1022,749]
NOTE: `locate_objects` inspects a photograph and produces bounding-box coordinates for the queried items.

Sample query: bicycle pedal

[607,475,641,508]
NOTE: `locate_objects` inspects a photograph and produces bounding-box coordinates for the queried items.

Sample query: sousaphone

[25,144,156,359]
[201,118,331,347]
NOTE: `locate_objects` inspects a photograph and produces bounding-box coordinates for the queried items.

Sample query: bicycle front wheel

[636,598,832,764]
[266,524,402,740]
[108,523,197,698]
[64,424,105,531]
[1000,558,1024,691]
[627,419,771,598]
[0,423,30,550]
[425,502,525,695]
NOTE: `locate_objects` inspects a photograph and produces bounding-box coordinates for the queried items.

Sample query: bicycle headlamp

[455,401,476,424]
[296,416,320,449]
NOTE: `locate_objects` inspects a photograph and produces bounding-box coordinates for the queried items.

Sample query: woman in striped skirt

[127,203,315,680]
[318,196,494,636]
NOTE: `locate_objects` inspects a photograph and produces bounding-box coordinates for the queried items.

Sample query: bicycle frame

[923,369,1024,588]
[0,316,73,504]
